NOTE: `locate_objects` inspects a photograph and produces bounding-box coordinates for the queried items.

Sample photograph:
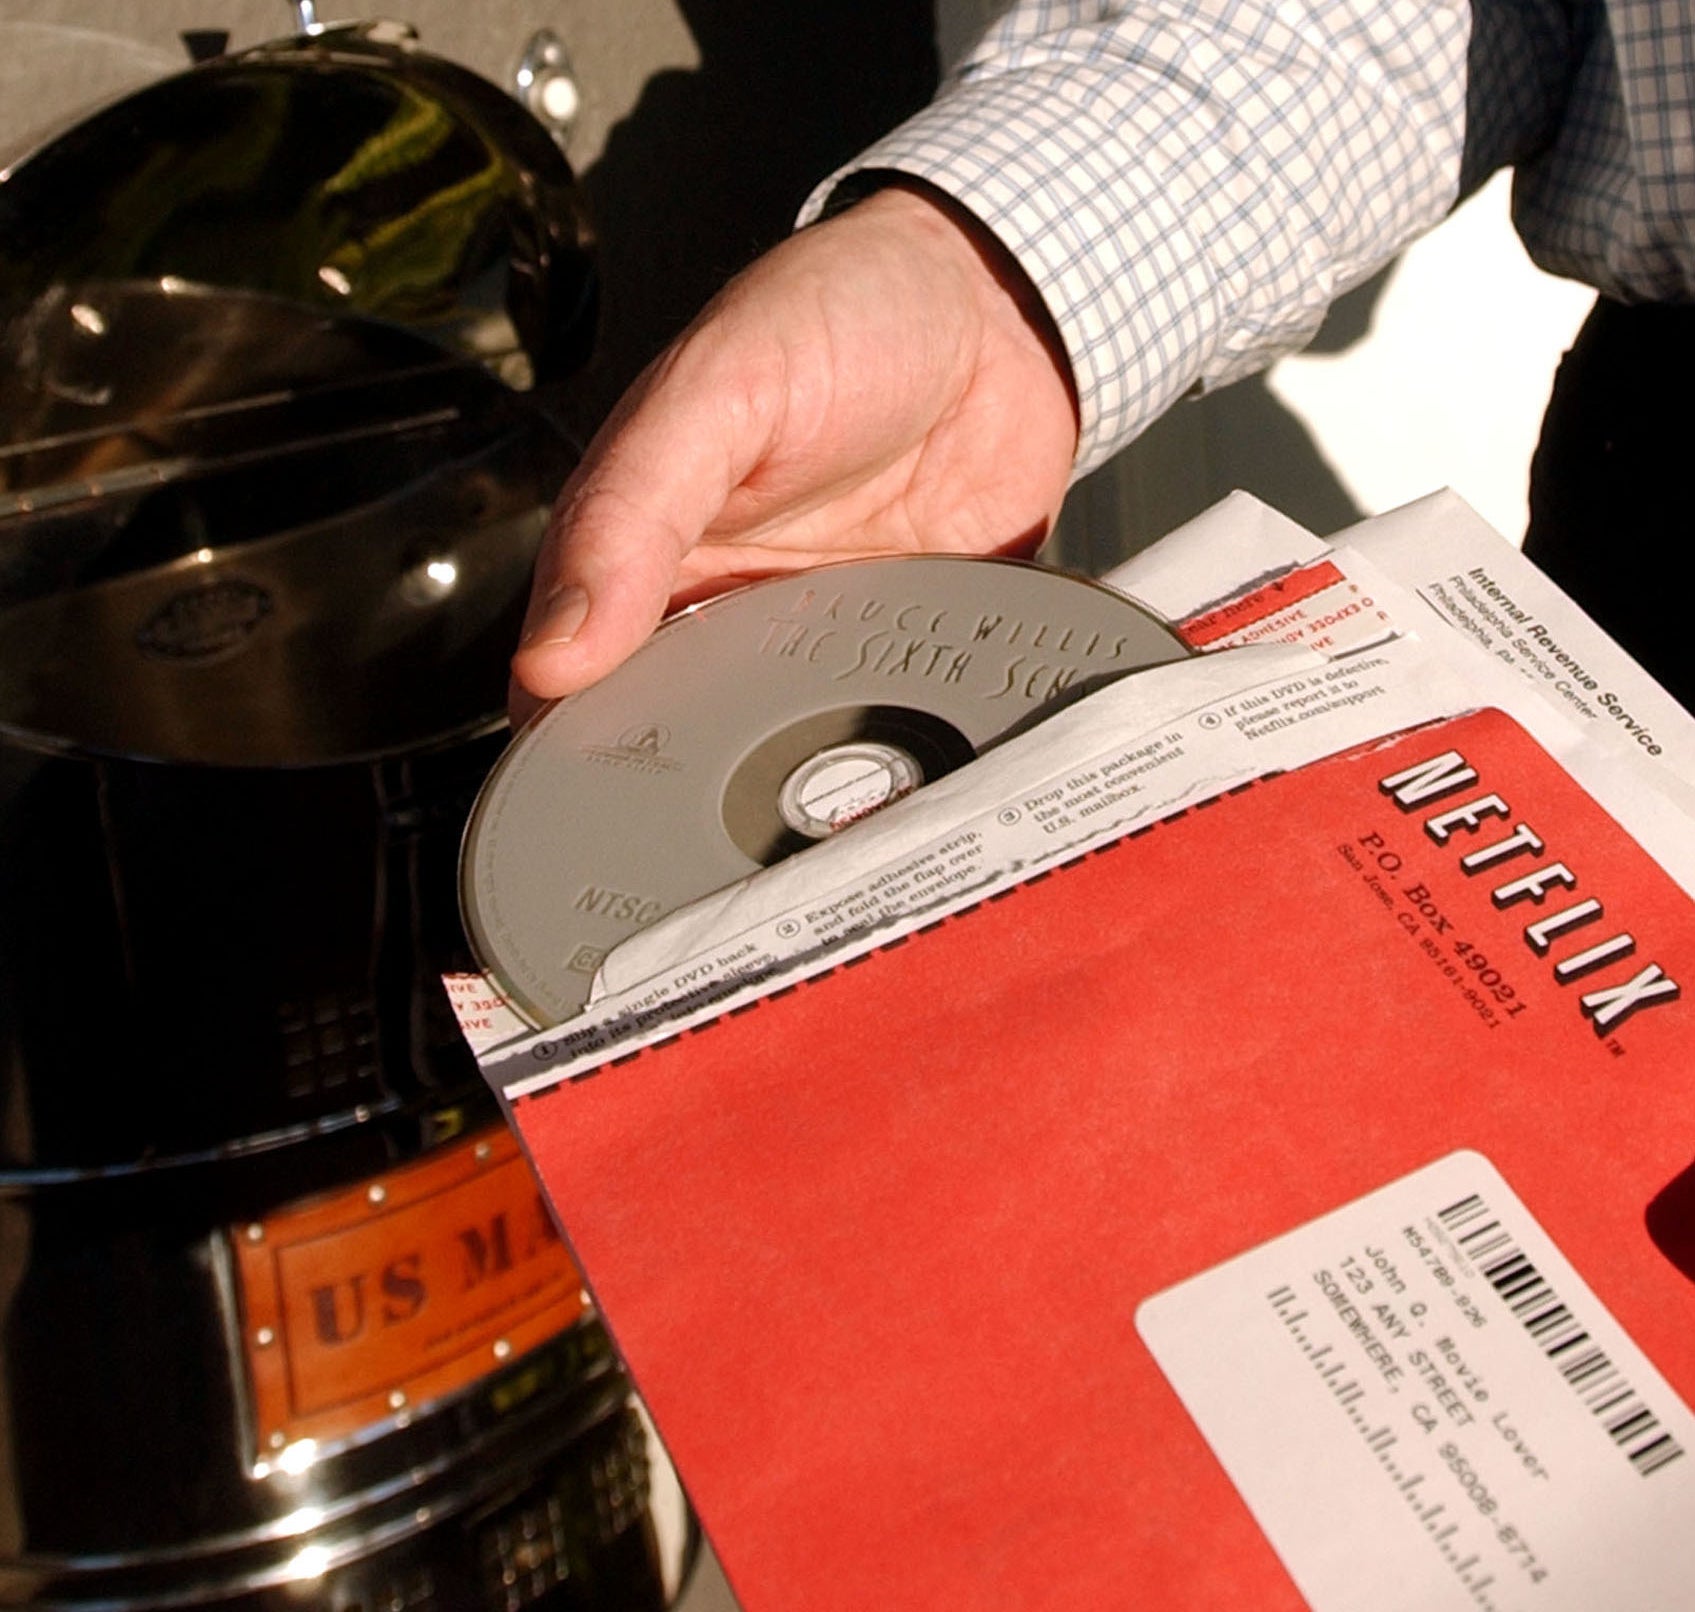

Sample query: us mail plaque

[232,1125,587,1464]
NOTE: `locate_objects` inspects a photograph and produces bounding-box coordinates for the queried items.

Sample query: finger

[510,338,775,700]
[510,478,686,698]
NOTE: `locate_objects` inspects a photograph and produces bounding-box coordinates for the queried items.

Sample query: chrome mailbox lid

[0,21,596,392]
[0,22,595,767]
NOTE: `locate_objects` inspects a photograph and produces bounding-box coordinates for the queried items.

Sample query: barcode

[1436,1193,1684,1476]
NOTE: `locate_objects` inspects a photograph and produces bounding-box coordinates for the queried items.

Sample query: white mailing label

[1136,1151,1695,1612]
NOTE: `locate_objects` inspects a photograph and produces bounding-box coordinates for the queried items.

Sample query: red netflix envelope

[510,709,1695,1610]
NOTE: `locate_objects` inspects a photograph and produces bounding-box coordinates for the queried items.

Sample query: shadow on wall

[1053,262,1399,574]
[557,0,939,441]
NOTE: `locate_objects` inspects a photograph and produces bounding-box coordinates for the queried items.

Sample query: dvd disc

[461,555,1188,1026]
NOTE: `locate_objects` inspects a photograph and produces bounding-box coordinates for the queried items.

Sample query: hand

[509,180,1080,721]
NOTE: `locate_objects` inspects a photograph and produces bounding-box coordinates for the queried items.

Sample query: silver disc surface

[461,554,1188,1026]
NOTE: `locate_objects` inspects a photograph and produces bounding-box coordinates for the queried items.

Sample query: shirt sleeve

[1508,0,1695,302]
[801,0,1471,475]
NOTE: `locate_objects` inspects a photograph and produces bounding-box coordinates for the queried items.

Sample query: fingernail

[525,583,589,646]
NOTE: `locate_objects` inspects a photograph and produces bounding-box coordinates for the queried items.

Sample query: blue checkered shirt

[804,0,1695,474]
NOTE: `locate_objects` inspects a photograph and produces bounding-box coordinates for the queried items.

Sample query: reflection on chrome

[276,1437,320,1476]
[284,1542,333,1582]
[277,1504,327,1537]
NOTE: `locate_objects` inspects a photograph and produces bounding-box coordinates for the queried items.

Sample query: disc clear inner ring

[776,742,924,840]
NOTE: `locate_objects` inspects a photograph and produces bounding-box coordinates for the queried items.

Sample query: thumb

[510,480,684,701]
[509,351,755,706]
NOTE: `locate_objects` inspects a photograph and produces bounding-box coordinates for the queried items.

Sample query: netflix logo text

[1374,747,1681,1039]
